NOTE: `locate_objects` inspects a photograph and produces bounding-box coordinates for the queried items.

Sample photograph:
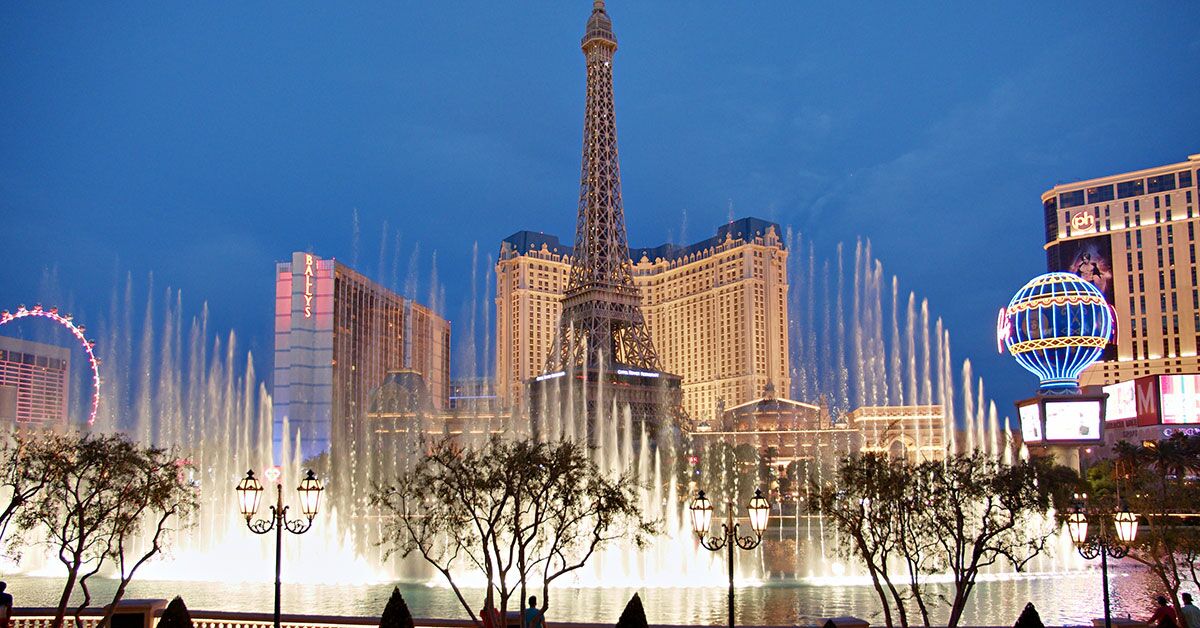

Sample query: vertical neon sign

[304,254,315,318]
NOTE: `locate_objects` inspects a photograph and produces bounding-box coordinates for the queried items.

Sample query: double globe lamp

[235,469,324,628]
[1065,494,1139,628]
[690,489,770,628]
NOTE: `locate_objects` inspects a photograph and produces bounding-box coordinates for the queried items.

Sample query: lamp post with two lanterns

[235,468,324,628]
[1066,493,1139,628]
[690,488,771,628]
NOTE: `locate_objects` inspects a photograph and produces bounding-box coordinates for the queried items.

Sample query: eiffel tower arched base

[528,366,686,449]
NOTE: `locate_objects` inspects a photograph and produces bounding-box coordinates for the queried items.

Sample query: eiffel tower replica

[529,0,685,444]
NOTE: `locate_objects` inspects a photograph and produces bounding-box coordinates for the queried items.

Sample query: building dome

[999,272,1114,392]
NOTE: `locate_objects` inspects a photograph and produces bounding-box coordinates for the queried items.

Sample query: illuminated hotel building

[273,252,450,459]
[1042,153,1200,387]
[0,336,70,426]
[496,217,790,425]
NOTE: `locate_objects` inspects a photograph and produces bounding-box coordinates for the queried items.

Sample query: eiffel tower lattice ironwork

[549,0,664,374]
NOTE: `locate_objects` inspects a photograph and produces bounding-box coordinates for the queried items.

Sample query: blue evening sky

[2,2,1198,416]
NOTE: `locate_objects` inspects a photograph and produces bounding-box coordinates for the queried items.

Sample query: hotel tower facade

[496,217,790,426]
[1042,153,1200,387]
[273,251,450,459]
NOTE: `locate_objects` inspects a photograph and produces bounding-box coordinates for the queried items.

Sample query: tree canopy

[372,436,658,627]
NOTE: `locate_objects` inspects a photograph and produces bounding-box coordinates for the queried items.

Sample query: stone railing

[10,607,1120,628]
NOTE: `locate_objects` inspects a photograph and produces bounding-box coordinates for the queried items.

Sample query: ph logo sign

[1071,210,1096,232]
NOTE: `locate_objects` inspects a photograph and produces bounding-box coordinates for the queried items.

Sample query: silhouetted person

[480,601,500,628]
[1014,602,1044,628]
[1180,594,1200,628]
[523,596,544,628]
[0,581,13,628]
[1149,596,1180,628]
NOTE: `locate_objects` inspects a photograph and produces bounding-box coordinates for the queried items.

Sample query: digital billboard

[1052,234,1117,360]
[1159,374,1200,424]
[1104,380,1136,422]
[1044,399,1103,443]
[1058,235,1114,303]
[1019,402,1042,442]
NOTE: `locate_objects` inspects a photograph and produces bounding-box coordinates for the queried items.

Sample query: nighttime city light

[2,2,1200,628]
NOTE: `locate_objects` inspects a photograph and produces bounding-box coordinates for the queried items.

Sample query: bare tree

[372,436,657,627]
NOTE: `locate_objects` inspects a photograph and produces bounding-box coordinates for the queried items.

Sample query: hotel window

[1181,171,1194,188]
[1119,179,1146,198]
[1060,190,1085,208]
[1088,185,1115,204]
[1148,174,1177,194]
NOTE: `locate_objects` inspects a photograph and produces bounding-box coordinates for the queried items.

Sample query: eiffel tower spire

[550,0,663,373]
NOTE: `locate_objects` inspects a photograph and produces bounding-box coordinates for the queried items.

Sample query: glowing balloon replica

[998,272,1114,393]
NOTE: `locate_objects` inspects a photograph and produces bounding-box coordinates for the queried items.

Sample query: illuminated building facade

[689,384,850,469]
[1042,153,1200,387]
[496,217,790,426]
[0,336,70,426]
[273,252,450,460]
[847,404,947,462]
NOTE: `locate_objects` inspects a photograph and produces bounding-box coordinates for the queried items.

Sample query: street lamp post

[236,468,324,628]
[1066,493,1139,628]
[690,488,770,628]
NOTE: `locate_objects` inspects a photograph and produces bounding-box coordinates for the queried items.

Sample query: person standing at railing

[522,596,544,628]
[0,581,13,628]
[1180,594,1200,628]
[1149,596,1180,628]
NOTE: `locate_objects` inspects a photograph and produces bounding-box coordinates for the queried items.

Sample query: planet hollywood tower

[529,0,685,442]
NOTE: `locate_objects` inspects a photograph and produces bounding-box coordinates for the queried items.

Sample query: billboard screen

[1019,402,1043,442]
[1052,234,1117,360]
[1044,400,1103,443]
[1159,374,1200,424]
[1058,234,1114,303]
[1104,380,1136,422]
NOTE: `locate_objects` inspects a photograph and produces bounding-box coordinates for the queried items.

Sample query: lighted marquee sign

[1103,379,1136,422]
[1044,400,1102,441]
[1017,396,1105,446]
[0,305,101,425]
[1018,402,1042,443]
[1159,374,1200,425]
[304,254,315,318]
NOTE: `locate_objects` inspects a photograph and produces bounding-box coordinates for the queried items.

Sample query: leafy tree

[372,436,657,628]
[1100,435,1200,619]
[0,430,70,552]
[14,432,197,628]
[813,454,914,628]
[813,452,1072,628]
[158,596,194,628]
[615,593,647,628]
[913,453,1067,628]
[380,587,414,628]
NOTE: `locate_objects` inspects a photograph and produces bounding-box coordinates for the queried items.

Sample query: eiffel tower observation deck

[529,0,685,444]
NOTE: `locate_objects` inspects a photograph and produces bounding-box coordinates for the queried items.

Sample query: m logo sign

[1135,376,1160,425]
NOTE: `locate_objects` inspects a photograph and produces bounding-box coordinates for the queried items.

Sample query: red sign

[1135,375,1161,426]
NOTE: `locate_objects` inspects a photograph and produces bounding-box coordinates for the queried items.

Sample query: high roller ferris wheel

[0,304,101,426]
